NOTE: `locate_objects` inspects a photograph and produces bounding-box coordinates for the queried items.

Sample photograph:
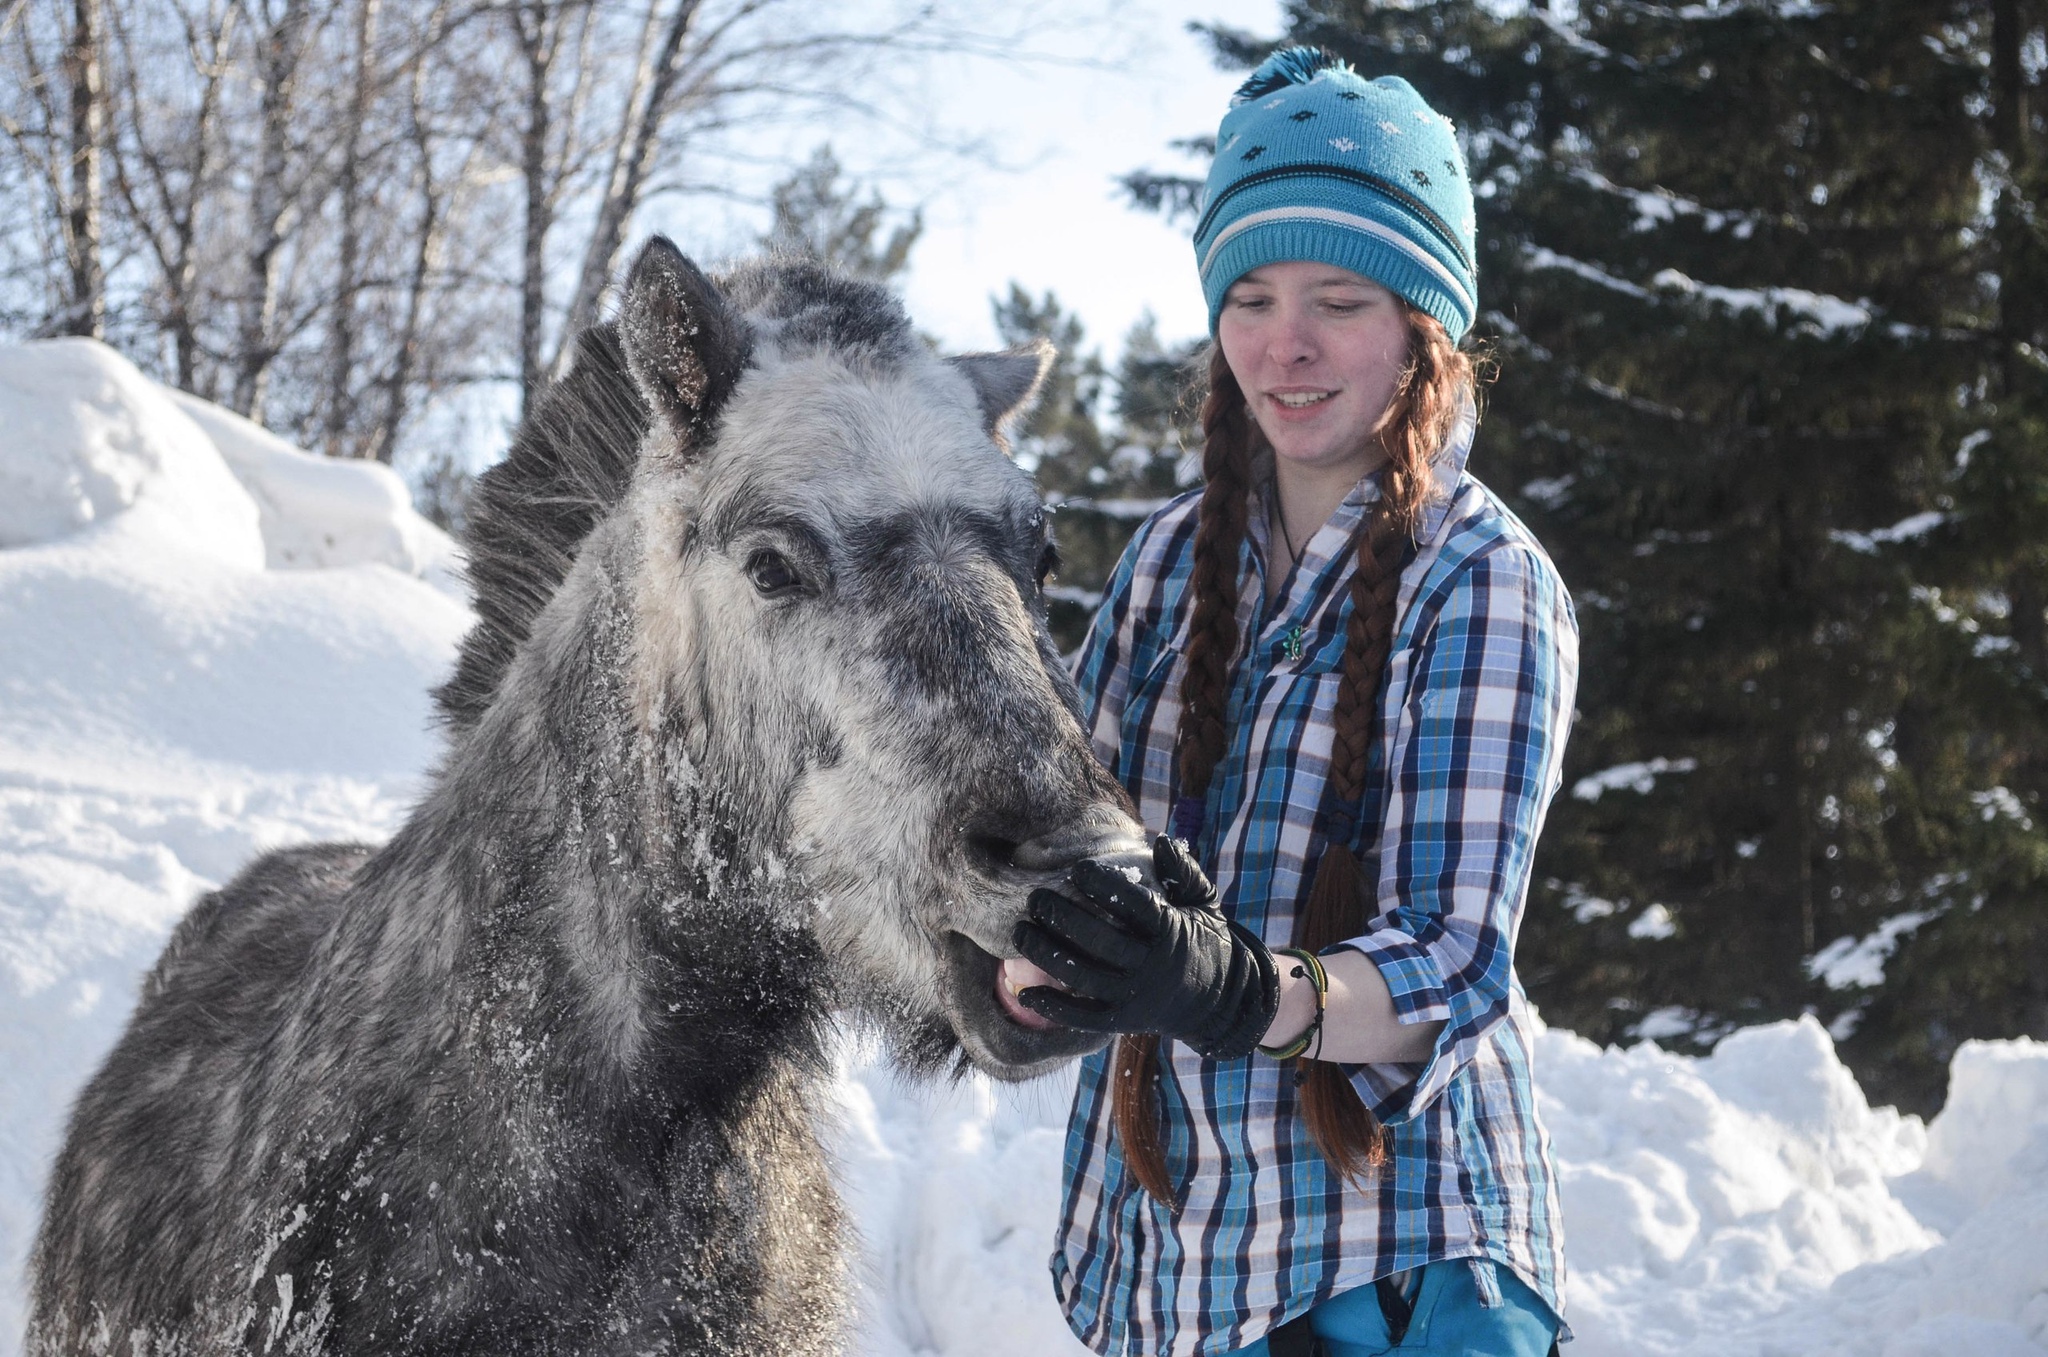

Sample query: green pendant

[1283,625,1304,661]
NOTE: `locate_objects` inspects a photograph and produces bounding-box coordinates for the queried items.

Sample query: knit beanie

[1193,48,1477,341]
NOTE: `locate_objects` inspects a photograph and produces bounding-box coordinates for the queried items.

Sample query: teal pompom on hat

[1194,48,1477,341]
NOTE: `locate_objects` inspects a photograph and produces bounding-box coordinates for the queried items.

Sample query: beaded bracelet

[1256,947,1329,1062]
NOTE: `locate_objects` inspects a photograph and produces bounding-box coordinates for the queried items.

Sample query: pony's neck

[416,555,830,1105]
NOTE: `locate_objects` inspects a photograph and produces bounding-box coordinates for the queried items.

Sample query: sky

[427,1,1285,477]
[653,0,1284,359]
[890,0,1284,355]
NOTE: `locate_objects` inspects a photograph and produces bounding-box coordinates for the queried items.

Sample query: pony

[28,238,1134,1356]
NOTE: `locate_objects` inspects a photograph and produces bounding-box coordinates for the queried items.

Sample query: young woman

[1009,48,1578,1357]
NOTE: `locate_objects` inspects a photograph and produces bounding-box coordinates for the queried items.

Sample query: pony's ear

[949,339,1055,437]
[618,237,749,451]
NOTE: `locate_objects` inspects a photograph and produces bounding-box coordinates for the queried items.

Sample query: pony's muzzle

[1008,805,1149,874]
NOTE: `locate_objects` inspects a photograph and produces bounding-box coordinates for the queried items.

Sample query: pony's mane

[436,257,918,733]
[719,253,919,362]
[435,323,648,731]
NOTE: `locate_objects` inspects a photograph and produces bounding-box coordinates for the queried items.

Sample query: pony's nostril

[966,833,1022,871]
[1010,807,1147,873]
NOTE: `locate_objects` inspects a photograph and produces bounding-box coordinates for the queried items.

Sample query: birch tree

[3,0,1064,477]
[58,0,104,337]
[1,0,110,336]
[104,0,236,392]
[229,0,327,422]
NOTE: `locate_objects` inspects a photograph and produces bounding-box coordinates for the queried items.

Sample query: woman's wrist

[1260,957,1321,1049]
[1257,947,1448,1065]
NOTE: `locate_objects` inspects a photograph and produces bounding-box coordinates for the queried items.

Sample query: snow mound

[835,1053,1088,1357]
[1684,1038,2048,1357]
[0,338,262,566]
[2,339,2044,1356]
[0,340,470,1345]
[0,338,461,594]
[826,1019,2048,1357]
[1914,1038,2048,1222]
[1538,1018,1938,1354]
[170,391,462,593]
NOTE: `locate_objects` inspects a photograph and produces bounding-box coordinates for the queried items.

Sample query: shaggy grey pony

[28,239,1142,1356]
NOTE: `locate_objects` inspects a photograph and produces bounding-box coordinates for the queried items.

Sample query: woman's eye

[1037,542,1061,589]
[747,549,802,596]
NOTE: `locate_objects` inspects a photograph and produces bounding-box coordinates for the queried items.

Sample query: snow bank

[828,1019,2047,1357]
[3,339,2045,1356]
[170,392,462,593]
[0,340,470,1345]
[0,338,263,566]
[0,339,459,592]
[1540,1019,1936,1352]
[835,1053,1090,1357]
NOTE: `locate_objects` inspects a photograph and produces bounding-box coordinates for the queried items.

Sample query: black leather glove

[1012,834,1280,1059]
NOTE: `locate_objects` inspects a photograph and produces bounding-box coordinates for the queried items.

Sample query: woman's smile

[1265,386,1339,412]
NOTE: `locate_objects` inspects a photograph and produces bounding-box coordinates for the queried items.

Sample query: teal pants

[1230,1261,1560,1357]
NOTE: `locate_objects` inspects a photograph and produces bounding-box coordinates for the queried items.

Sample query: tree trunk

[109,0,236,392]
[59,0,105,338]
[325,0,380,456]
[513,0,561,414]
[231,0,311,423]
[553,0,702,364]
[365,25,452,468]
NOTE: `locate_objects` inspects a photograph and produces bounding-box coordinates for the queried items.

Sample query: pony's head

[448,238,1140,1080]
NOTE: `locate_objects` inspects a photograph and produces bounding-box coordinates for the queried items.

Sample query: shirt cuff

[1330,930,1458,1125]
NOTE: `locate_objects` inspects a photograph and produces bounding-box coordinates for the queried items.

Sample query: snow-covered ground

[2,338,2044,1356]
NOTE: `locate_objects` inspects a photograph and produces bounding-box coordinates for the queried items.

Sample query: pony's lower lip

[995,956,1062,1030]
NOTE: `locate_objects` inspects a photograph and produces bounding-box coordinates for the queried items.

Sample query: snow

[1832,510,1948,555]
[1627,902,1677,940]
[1974,785,2033,827]
[1808,912,1935,990]
[1573,757,1698,801]
[1651,267,1874,336]
[1523,246,1652,298]
[1518,250,1879,338]
[1958,428,1992,471]
[1565,166,1761,239]
[169,391,464,595]
[1521,473,1577,509]
[0,338,263,566]
[4,339,2046,1357]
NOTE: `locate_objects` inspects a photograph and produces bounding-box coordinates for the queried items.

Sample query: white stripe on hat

[1200,205,1474,314]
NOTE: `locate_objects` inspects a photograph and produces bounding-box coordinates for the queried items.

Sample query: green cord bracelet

[1257,947,1329,1062]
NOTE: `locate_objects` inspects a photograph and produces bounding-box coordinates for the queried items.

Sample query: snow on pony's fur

[28,238,1145,1357]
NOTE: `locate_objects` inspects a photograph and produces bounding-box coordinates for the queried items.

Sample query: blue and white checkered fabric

[1049,410,1579,1356]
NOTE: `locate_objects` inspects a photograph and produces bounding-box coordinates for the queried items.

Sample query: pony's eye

[747,549,802,597]
[1036,542,1061,589]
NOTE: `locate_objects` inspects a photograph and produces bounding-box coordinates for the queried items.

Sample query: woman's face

[1217,261,1412,481]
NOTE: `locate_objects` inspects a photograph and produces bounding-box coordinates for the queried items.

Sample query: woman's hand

[1012,835,1280,1059]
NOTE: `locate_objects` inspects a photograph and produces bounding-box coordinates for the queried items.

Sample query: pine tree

[760,145,922,282]
[1134,0,2048,1112]
[992,289,1201,650]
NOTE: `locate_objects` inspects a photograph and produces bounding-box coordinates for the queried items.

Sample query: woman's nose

[1269,314,1317,366]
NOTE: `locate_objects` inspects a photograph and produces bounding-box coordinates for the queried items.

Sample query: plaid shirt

[1050,409,1578,1356]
